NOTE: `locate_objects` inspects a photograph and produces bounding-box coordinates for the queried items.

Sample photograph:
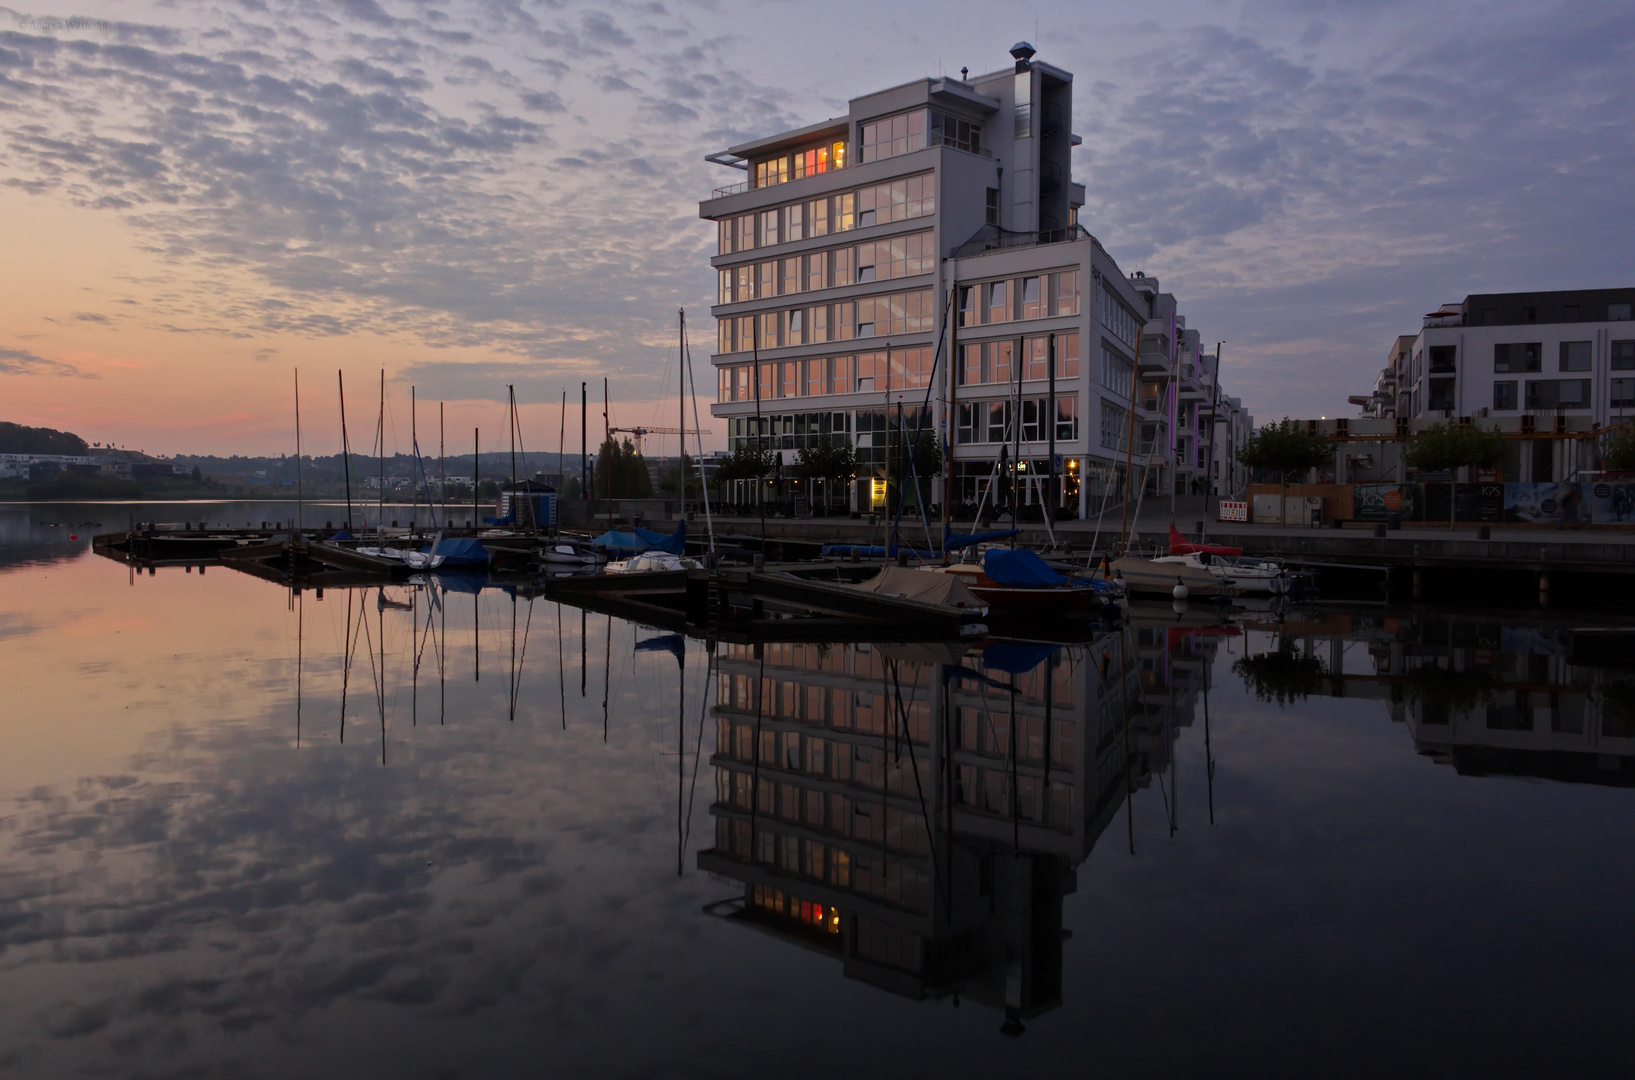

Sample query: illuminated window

[1024,336,1048,380]
[810,198,829,237]
[855,351,886,393]
[929,111,981,154]
[718,269,732,305]
[781,257,800,296]
[891,346,933,389]
[806,251,826,292]
[986,401,1011,443]
[806,358,826,397]
[786,203,803,242]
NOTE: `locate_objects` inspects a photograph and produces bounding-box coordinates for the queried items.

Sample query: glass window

[860,109,927,163]
[759,312,779,349]
[1057,332,1080,379]
[1494,342,1541,373]
[1101,287,1139,349]
[1050,269,1080,316]
[718,220,732,256]
[1021,398,1042,442]
[737,214,755,252]
[760,209,778,248]
[736,315,754,352]
[855,242,877,283]
[986,401,1011,443]
[892,346,933,389]
[1023,336,1048,380]
[786,309,803,346]
[786,203,803,242]
[832,247,852,288]
[1493,380,1518,411]
[831,355,850,395]
[1559,340,1592,371]
[734,265,751,302]
[835,192,854,232]
[1525,379,1591,409]
[806,251,826,292]
[1100,400,1129,450]
[1610,303,1632,321]
[718,269,732,305]
[809,198,829,237]
[1611,378,1635,408]
[1614,341,1635,370]
[958,285,979,328]
[781,257,800,296]
[986,280,1009,324]
[990,340,1014,384]
[1056,396,1079,441]
[959,342,982,386]
[855,351,886,393]
[780,360,799,397]
[808,304,828,344]
[957,402,977,444]
[1428,345,1456,373]
[758,261,775,299]
[834,300,853,341]
[928,110,981,154]
[806,358,826,397]
[1019,276,1043,320]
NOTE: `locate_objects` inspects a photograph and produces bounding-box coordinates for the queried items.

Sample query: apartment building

[699,44,1248,517]
[696,629,1213,1020]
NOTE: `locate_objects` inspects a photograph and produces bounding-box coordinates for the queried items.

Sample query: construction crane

[606,426,710,456]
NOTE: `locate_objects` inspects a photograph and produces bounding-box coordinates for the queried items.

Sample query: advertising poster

[1588,482,1635,525]
[1354,483,1419,520]
[1503,482,1592,526]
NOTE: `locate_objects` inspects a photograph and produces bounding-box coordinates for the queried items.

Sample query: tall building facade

[699,45,1252,516]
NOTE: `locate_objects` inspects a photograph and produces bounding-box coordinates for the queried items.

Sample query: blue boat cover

[982,642,1061,675]
[982,548,1067,587]
[424,537,489,567]
[329,530,353,541]
[592,521,685,554]
[943,528,1019,551]
[635,633,686,667]
[820,544,939,559]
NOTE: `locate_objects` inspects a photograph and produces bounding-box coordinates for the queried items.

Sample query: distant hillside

[0,422,89,456]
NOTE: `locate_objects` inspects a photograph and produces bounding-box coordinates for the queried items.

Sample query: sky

[1,0,1632,457]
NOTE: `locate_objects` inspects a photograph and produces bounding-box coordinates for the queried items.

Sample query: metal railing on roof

[711,179,751,198]
[951,223,1091,259]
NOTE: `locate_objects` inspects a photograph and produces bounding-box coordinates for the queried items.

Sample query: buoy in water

[1172,599,1190,616]
[1172,577,1189,601]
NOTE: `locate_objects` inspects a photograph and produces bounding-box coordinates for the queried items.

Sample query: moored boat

[936,549,1114,612]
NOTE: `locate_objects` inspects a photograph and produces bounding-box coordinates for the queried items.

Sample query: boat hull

[1111,556,1226,597]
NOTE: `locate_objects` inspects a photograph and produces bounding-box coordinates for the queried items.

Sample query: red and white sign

[1219,500,1248,522]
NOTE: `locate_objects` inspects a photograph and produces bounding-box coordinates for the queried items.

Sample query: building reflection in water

[697,622,1220,1032]
[1236,609,1635,787]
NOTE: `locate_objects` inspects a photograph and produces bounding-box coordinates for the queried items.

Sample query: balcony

[712,179,751,198]
[951,222,1090,259]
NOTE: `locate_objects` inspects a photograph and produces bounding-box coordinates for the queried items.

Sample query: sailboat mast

[377,369,385,540]
[339,371,353,530]
[411,385,418,533]
[509,385,517,527]
[678,308,686,508]
[558,389,566,538]
[294,368,303,533]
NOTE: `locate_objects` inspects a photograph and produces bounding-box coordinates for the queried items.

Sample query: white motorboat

[1203,554,1291,594]
[1111,554,1228,598]
[539,541,605,567]
[605,550,703,574]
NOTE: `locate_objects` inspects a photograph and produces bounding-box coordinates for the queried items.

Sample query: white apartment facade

[698,44,1192,519]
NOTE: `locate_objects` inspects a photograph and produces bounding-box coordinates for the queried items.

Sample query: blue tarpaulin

[592,521,685,554]
[943,528,1020,551]
[982,548,1067,587]
[635,633,686,667]
[424,537,489,567]
[982,642,1061,675]
[329,530,353,541]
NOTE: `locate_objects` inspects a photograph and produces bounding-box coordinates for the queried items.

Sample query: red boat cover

[1168,524,1243,558]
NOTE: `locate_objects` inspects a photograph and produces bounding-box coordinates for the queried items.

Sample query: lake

[1,501,1632,1078]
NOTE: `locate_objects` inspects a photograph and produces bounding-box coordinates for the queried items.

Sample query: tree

[592,436,653,499]
[713,443,774,505]
[0,421,88,455]
[1232,639,1325,705]
[1603,423,1635,473]
[1236,418,1333,527]
[1407,421,1504,528]
[793,435,857,508]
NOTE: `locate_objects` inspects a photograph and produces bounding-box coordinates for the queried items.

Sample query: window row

[717,288,935,353]
[1492,379,1593,410]
[957,269,1079,326]
[955,397,1080,444]
[953,706,1077,764]
[953,764,1076,826]
[718,347,937,402]
[859,107,985,164]
[715,773,930,856]
[746,884,840,936]
[752,139,847,189]
[1101,285,1142,350]
[958,333,1081,386]
[716,230,935,303]
[720,816,932,915]
[1494,340,1635,373]
[1100,400,1130,451]
[1102,343,1134,399]
[716,173,935,254]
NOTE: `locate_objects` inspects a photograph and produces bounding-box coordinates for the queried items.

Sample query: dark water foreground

[2,505,1634,1078]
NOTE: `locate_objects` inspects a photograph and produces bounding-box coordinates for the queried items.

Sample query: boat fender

[1172,576,1189,601]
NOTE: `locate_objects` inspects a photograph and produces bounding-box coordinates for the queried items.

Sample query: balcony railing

[951,223,1091,259]
[711,179,751,199]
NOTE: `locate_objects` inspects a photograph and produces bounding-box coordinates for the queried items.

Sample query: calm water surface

[2,502,1633,1078]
